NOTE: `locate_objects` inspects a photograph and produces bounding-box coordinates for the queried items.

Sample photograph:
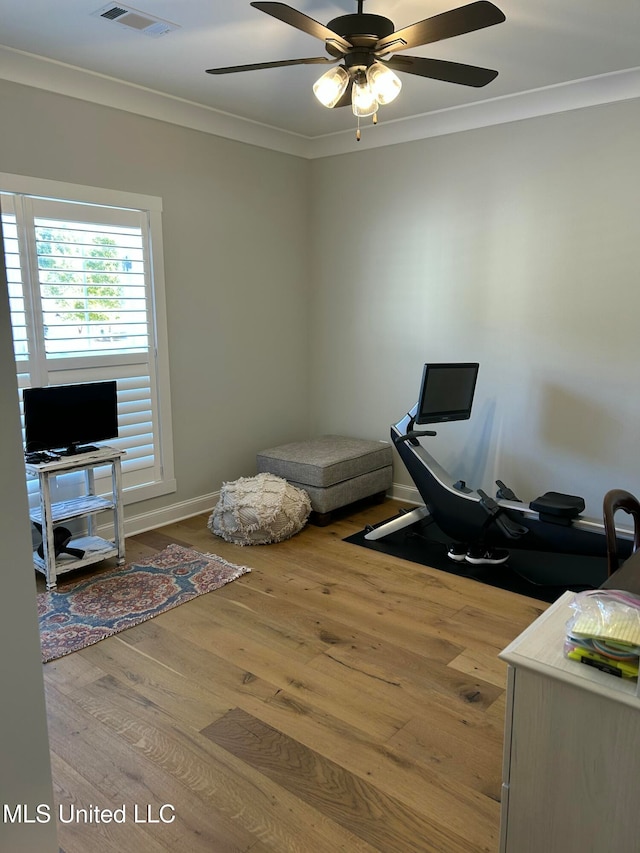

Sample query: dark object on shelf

[25,451,60,463]
[33,522,85,560]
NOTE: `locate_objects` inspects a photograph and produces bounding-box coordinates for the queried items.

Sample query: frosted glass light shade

[366,62,402,105]
[351,76,378,117]
[313,66,349,108]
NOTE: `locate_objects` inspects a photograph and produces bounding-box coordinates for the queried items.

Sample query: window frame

[0,172,175,505]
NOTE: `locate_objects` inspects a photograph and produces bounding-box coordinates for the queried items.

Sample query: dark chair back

[603,489,640,577]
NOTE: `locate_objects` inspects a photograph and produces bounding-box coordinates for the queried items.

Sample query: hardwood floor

[42,500,546,853]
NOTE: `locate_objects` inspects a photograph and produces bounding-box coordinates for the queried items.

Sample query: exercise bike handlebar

[394,429,438,446]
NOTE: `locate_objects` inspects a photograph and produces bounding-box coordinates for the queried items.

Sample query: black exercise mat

[344,512,608,604]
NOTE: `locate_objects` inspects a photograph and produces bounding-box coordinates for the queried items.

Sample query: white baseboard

[91,490,220,540]
[124,491,222,537]
[94,481,419,542]
[388,483,422,506]
[125,482,421,536]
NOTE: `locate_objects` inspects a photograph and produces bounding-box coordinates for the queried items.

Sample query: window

[0,174,175,504]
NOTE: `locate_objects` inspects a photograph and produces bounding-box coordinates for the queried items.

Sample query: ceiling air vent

[91,4,180,37]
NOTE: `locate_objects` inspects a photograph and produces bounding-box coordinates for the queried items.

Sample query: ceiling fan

[206,1,505,139]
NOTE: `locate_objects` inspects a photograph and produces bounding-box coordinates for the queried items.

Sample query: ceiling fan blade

[206,57,337,74]
[250,2,351,53]
[375,1,505,53]
[384,54,498,87]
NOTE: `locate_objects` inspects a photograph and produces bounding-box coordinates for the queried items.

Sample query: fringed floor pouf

[208,472,311,545]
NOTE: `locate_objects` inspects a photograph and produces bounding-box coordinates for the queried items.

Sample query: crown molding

[0,45,310,157]
[1,44,639,159]
[308,66,640,157]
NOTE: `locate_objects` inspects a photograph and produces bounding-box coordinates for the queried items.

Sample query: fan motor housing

[325,13,395,55]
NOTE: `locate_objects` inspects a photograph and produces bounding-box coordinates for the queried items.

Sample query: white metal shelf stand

[26,446,125,590]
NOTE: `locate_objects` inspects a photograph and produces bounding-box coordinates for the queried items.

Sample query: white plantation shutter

[33,215,148,360]
[1,180,174,504]
[2,207,32,390]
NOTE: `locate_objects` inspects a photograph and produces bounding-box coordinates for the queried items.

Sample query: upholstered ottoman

[256,436,393,524]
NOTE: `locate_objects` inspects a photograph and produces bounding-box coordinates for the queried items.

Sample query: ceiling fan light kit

[313,66,350,108]
[365,62,402,105]
[206,0,506,142]
[351,72,379,117]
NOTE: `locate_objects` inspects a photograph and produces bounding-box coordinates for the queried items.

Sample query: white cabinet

[499,590,640,853]
[26,446,125,590]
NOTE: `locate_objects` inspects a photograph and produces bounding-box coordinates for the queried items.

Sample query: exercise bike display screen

[415,362,479,425]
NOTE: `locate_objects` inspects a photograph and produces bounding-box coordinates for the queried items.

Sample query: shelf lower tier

[33,535,121,578]
[30,495,115,525]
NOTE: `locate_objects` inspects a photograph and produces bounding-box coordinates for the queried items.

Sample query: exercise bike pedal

[477,489,528,540]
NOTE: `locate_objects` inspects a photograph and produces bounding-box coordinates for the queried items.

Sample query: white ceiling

[1,0,639,155]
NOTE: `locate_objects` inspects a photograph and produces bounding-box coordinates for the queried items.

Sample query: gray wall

[0,79,312,522]
[7,80,637,522]
[309,99,640,517]
[0,220,57,852]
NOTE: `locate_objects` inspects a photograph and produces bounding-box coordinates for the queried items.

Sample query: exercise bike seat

[530,491,585,523]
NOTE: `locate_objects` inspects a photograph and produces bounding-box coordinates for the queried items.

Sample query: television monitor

[23,381,118,455]
[415,362,479,425]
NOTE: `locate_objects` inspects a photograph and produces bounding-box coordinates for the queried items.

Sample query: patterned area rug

[37,543,251,663]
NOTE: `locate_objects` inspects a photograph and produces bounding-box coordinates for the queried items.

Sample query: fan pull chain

[356,111,380,141]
